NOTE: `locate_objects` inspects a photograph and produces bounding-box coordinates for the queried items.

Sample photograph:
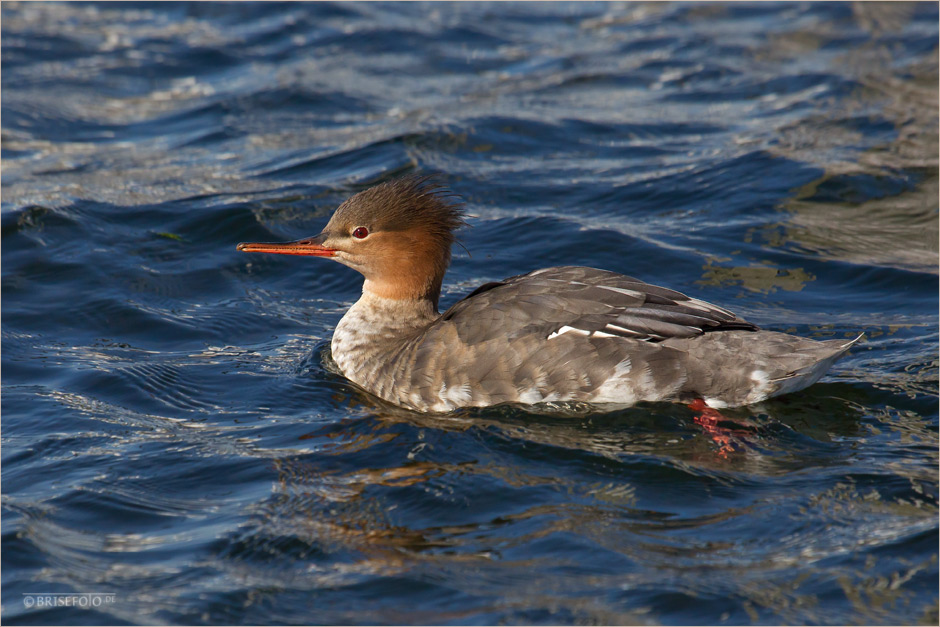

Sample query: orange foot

[688,399,754,458]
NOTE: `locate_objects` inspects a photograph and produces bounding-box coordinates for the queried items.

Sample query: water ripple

[3,2,937,625]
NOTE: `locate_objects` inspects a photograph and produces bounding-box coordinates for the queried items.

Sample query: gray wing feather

[438,266,757,343]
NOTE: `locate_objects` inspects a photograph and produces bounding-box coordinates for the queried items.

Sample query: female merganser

[237,176,860,413]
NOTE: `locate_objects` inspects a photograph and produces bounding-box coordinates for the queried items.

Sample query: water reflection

[762,2,938,274]
[213,383,933,624]
[698,258,815,293]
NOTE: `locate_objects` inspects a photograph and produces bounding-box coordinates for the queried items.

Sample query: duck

[237,175,860,413]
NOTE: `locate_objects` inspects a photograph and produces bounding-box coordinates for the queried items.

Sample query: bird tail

[769,333,863,397]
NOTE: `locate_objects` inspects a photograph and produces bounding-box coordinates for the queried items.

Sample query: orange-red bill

[236,237,336,257]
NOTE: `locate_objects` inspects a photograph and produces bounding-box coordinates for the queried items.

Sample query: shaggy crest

[334,175,467,244]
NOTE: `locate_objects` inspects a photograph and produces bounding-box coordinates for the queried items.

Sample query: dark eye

[352,226,369,239]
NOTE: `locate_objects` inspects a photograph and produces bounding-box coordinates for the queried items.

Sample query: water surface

[2,2,938,625]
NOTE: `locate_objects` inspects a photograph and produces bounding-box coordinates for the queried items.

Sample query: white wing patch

[547,326,627,341]
[604,324,652,339]
[547,325,591,340]
[547,323,660,341]
[596,285,644,298]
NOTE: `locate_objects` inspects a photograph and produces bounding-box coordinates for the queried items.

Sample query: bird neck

[334,289,439,344]
[360,243,451,308]
[330,291,439,379]
[362,275,444,310]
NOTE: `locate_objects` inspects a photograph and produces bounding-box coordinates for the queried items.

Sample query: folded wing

[438,266,758,344]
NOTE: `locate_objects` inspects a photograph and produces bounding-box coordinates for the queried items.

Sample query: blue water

[2,2,938,625]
